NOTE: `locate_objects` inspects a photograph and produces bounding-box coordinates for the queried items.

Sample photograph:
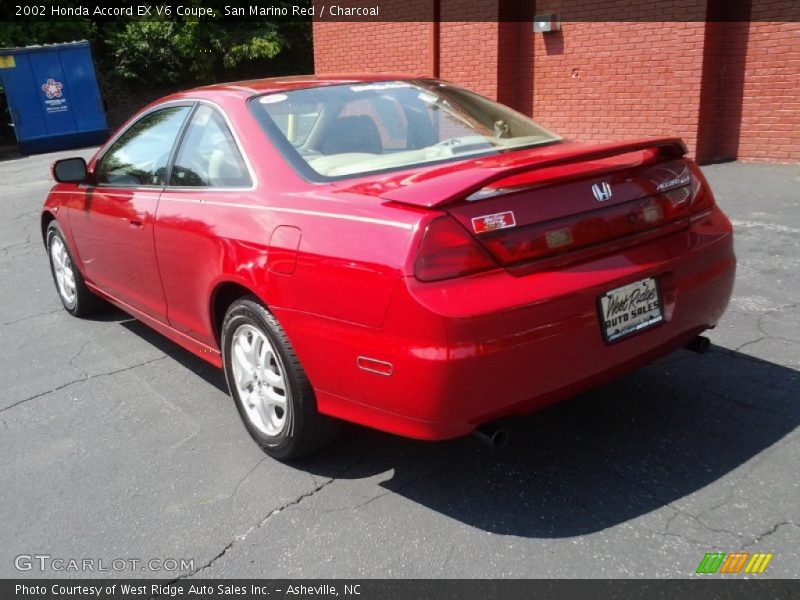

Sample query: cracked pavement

[0,152,798,578]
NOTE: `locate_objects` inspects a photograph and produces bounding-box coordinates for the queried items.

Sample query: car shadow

[110,308,229,394]
[108,305,799,538]
[297,345,799,538]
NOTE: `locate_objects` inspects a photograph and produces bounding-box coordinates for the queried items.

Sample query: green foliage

[111,19,288,84]
[0,0,93,46]
[0,20,96,48]
[224,28,283,69]
[107,1,310,85]
[1,1,312,86]
[109,21,184,83]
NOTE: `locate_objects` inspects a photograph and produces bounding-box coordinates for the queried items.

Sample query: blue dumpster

[0,41,108,154]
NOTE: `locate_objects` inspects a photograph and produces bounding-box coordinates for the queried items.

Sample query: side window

[95,106,191,186]
[169,105,251,188]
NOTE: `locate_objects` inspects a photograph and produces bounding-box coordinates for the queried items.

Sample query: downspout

[430,0,440,78]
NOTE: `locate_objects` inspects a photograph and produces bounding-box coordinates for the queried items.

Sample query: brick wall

[438,21,500,98]
[313,20,433,76]
[312,0,436,77]
[524,20,709,157]
[312,0,800,163]
[735,19,800,162]
[437,1,501,98]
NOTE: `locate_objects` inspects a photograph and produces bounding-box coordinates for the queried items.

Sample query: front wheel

[46,221,102,317]
[221,296,339,460]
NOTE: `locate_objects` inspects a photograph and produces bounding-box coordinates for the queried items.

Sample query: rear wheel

[46,221,102,317]
[221,296,339,459]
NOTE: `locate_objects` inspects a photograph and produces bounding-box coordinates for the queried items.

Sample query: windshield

[249,80,561,180]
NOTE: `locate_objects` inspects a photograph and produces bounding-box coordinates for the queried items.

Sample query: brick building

[313,1,799,163]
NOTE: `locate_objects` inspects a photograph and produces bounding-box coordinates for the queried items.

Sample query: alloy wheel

[229,323,290,436]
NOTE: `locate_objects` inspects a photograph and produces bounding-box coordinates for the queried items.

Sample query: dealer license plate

[598,277,664,343]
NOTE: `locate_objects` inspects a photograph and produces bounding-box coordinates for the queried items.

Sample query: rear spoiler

[345,137,687,209]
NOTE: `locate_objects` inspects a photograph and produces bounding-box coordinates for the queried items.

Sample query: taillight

[686,165,715,214]
[481,197,679,266]
[661,164,714,214]
[414,216,498,282]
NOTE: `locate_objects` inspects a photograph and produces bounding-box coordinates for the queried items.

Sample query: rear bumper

[280,206,735,440]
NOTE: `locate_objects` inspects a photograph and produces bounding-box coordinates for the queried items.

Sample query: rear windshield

[249,80,561,180]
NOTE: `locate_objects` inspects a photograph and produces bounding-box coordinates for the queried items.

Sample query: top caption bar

[3,0,800,22]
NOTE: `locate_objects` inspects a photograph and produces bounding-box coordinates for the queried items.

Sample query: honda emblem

[592,182,613,202]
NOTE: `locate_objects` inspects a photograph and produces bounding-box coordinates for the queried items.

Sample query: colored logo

[471,211,516,234]
[696,552,773,574]
[42,79,63,99]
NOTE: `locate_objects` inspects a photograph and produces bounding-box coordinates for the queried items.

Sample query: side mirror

[52,157,87,183]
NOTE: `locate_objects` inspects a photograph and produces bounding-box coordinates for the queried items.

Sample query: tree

[0,1,312,86]
[108,1,311,85]
[0,20,96,48]
[0,1,312,126]
[110,19,289,85]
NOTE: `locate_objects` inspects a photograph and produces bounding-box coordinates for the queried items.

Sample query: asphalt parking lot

[1,150,798,579]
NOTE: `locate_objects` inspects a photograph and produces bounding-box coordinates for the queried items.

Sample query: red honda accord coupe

[42,76,735,458]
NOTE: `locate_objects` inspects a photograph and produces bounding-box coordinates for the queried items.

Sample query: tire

[221,295,339,460]
[46,221,102,317]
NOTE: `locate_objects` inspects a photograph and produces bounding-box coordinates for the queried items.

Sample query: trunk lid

[446,150,699,272]
[339,137,704,274]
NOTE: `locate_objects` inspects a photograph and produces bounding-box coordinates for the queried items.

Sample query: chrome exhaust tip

[472,422,510,449]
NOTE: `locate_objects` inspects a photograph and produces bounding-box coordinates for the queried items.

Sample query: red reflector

[357,356,393,376]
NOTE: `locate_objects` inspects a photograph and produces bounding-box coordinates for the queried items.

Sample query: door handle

[129,219,144,229]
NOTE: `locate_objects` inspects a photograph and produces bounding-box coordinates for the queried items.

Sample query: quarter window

[95,106,191,186]
[169,105,251,188]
